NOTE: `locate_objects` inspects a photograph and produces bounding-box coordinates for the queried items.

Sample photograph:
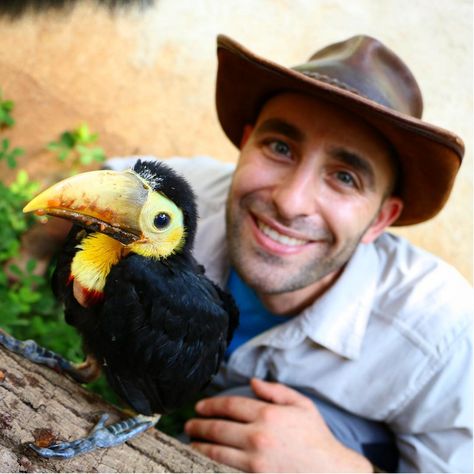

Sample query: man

[58,34,474,471]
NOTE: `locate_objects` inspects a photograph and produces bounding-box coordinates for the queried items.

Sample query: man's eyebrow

[330,147,376,190]
[254,118,306,142]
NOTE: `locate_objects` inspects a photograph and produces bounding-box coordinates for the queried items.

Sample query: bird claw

[0,329,94,383]
[29,413,160,459]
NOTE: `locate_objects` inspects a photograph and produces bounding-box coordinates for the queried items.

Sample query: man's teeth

[258,220,307,247]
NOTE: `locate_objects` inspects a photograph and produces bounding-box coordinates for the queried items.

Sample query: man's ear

[361,197,404,244]
[240,124,254,149]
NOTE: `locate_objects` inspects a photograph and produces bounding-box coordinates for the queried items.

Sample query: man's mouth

[257,220,308,247]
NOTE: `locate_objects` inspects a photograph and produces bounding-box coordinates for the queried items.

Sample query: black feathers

[95,253,235,414]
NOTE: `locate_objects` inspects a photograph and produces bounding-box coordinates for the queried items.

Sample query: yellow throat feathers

[70,233,125,294]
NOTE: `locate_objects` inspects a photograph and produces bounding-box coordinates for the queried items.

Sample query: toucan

[7,159,239,458]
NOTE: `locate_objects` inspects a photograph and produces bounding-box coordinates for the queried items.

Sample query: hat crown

[293,35,423,118]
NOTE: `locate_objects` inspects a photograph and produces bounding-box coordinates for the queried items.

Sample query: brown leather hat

[215,35,464,226]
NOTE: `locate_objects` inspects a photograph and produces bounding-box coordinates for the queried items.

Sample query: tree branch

[0,345,235,472]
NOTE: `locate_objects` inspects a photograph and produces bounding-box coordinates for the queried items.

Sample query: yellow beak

[23,169,150,245]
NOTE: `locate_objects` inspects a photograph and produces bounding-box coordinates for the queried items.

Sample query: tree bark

[0,346,235,473]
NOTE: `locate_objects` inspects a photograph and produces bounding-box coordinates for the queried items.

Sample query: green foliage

[0,138,24,168]
[47,123,106,174]
[0,88,120,412]
[0,171,37,262]
[0,168,86,363]
[0,89,15,128]
[0,92,25,168]
[0,261,83,362]
[0,134,83,362]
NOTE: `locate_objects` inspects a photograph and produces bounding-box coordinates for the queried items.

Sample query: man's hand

[185,378,373,473]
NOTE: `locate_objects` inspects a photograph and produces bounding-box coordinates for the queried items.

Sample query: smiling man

[84,34,472,472]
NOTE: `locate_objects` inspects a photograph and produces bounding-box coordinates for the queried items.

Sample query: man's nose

[271,167,317,220]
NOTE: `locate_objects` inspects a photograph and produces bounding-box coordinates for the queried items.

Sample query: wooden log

[0,345,235,473]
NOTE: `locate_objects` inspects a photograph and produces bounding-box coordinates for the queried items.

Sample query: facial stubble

[225,193,370,295]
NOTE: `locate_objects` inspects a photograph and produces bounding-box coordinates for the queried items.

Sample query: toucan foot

[0,329,98,383]
[29,413,160,458]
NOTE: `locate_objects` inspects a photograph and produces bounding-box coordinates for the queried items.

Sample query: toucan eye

[154,212,171,230]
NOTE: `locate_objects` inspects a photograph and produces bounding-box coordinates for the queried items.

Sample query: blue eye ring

[154,212,171,230]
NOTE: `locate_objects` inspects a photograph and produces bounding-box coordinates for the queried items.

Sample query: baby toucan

[17,159,239,458]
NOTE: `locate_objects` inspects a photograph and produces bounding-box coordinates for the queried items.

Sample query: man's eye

[268,140,291,158]
[335,171,356,187]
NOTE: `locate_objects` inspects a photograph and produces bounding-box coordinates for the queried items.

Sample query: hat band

[301,71,364,97]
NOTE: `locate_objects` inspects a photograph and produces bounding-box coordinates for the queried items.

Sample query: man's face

[226,93,402,303]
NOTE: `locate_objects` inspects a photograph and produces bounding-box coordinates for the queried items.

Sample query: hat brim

[215,35,464,226]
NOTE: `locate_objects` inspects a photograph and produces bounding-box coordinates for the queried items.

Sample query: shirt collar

[297,242,380,360]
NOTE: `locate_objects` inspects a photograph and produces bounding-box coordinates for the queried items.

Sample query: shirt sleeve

[392,332,472,472]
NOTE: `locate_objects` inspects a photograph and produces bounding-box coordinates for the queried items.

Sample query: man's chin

[231,255,309,295]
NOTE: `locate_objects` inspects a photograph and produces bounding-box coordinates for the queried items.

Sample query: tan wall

[0,0,472,282]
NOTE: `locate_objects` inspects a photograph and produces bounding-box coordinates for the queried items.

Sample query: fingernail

[195,400,205,412]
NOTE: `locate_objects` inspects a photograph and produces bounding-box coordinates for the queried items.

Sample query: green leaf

[8,264,23,277]
[0,109,15,128]
[2,99,14,112]
[60,131,76,148]
[47,142,61,151]
[76,144,105,164]
[1,137,9,152]
[75,123,93,143]
[79,153,93,165]
[91,147,106,162]
[26,259,37,273]
[7,148,23,168]
[0,92,15,128]
[18,287,41,304]
[59,149,70,162]
[17,170,28,185]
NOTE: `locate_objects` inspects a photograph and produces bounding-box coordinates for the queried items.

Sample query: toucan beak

[23,169,149,245]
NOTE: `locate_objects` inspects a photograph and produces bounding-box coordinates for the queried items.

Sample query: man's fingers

[195,380,316,422]
[195,395,268,423]
[190,442,250,471]
[250,378,314,409]
[185,418,247,449]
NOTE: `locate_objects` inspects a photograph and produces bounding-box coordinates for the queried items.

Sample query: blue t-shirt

[225,268,291,358]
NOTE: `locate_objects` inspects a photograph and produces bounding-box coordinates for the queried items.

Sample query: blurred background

[0,0,471,282]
